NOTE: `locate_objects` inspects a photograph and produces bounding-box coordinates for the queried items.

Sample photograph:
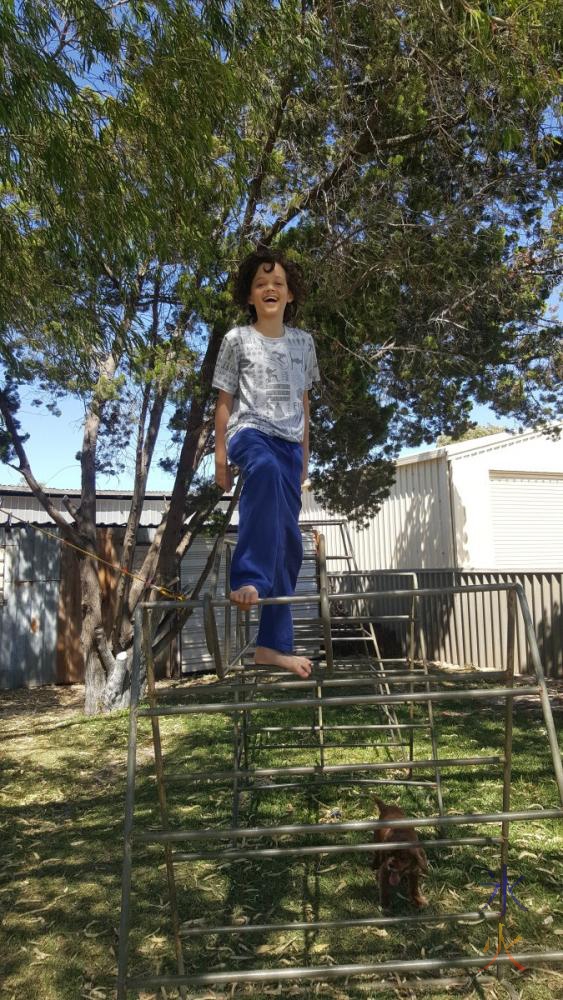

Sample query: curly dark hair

[232,247,306,323]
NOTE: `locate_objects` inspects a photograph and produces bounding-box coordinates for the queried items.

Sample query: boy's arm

[215,390,234,492]
[302,390,310,485]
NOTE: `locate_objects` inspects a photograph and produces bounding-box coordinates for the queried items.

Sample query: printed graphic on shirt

[212,325,320,444]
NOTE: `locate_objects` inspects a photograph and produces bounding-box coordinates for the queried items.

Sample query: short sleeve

[212,333,239,394]
[304,335,320,390]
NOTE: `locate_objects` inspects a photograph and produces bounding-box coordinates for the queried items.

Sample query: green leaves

[1,0,561,521]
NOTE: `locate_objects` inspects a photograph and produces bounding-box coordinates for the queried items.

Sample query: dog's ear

[414,846,428,873]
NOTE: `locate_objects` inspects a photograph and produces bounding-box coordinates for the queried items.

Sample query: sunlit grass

[0,675,562,1000]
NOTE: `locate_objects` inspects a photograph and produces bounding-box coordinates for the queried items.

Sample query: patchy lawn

[1,676,562,1000]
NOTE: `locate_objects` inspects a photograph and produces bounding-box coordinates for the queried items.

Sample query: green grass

[1,674,562,1000]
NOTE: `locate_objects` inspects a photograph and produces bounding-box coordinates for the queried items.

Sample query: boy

[213,249,319,678]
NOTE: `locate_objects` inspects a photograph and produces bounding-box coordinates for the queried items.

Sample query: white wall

[448,431,563,569]
[302,453,454,571]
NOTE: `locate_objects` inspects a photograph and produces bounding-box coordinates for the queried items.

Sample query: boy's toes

[230,585,259,608]
[294,656,312,677]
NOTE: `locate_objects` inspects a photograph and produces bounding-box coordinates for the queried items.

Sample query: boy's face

[247,262,294,323]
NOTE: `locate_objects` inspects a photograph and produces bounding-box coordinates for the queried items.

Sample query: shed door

[490,472,563,570]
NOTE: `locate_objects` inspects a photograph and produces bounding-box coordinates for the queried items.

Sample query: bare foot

[254,645,312,678]
[230,585,259,610]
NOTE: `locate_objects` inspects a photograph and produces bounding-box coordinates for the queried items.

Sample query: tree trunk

[80,555,109,715]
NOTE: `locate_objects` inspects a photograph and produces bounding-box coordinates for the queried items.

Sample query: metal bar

[514,583,563,804]
[133,807,563,844]
[142,609,187,998]
[203,591,224,677]
[175,670,524,698]
[170,836,502,862]
[497,587,516,983]
[139,583,523,611]
[230,679,242,842]
[224,544,231,663]
[248,723,429,732]
[199,778,437,792]
[315,668,325,768]
[181,909,500,936]
[137,685,541,716]
[128,950,563,988]
[143,756,502,782]
[407,587,415,778]
[257,741,411,751]
[154,775,438,791]
[408,571,445,826]
[116,608,142,1000]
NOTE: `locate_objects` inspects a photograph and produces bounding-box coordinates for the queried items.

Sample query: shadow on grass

[1,683,562,999]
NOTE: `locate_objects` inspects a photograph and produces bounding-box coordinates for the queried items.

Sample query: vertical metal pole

[407,588,416,780]
[116,607,142,1000]
[231,656,242,839]
[514,584,563,804]
[315,536,326,765]
[234,604,250,770]
[315,670,326,769]
[497,587,516,981]
[415,577,445,826]
[143,609,187,999]
[224,545,232,664]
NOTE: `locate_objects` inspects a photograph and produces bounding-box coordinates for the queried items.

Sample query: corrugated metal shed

[0,487,169,527]
[0,526,60,689]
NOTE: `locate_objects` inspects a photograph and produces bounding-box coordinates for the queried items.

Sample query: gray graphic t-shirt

[212,325,320,445]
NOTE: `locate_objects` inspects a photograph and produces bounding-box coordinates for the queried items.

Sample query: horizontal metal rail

[144,756,503,783]
[153,775,438,791]
[140,582,524,612]
[250,723,430,732]
[137,685,540,716]
[248,723,429,732]
[170,836,502,862]
[128,950,563,989]
[193,671,529,692]
[181,908,501,936]
[133,807,563,844]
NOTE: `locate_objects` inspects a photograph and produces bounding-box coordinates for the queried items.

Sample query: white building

[301,428,563,573]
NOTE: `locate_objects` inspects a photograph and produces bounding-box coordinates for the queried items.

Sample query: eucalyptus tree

[1,1,561,711]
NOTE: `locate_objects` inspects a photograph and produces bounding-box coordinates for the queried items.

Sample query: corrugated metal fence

[330,570,563,678]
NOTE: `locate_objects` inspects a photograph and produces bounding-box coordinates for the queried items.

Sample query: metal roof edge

[0,485,172,499]
[396,425,560,466]
[443,425,560,460]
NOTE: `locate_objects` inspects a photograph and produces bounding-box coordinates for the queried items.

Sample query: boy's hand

[215,458,233,492]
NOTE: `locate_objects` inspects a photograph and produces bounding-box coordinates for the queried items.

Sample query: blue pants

[227,429,303,653]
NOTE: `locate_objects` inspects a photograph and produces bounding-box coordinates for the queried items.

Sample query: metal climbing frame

[117,551,563,997]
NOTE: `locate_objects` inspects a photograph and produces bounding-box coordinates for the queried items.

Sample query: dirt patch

[0,683,86,722]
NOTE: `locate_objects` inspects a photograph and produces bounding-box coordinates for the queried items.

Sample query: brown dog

[371,796,428,908]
